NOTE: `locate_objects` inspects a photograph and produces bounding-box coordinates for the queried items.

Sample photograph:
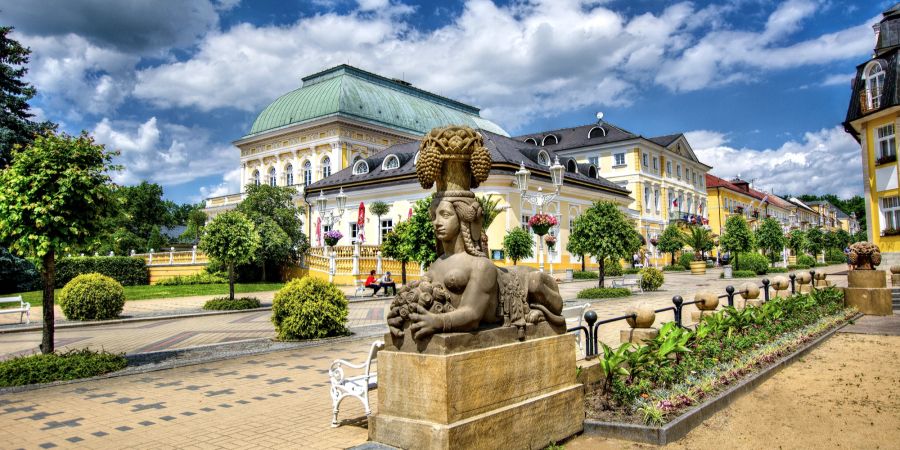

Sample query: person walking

[844,246,853,271]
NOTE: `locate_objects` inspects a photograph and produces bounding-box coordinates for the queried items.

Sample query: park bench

[353,278,368,297]
[565,303,590,357]
[611,273,643,293]
[0,296,30,325]
[329,340,384,427]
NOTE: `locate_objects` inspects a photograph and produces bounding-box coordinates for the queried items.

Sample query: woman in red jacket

[364,270,380,296]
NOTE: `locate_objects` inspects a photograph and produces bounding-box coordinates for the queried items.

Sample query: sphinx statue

[385,126,565,341]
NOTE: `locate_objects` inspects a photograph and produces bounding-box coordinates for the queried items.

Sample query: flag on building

[408,208,413,219]
[356,202,366,244]
[316,216,322,247]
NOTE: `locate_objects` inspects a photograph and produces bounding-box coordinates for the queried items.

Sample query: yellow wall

[149,265,206,284]
[863,112,900,252]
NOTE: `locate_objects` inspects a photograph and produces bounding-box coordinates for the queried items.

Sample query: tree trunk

[599,258,605,288]
[400,260,407,285]
[671,252,675,266]
[513,259,517,266]
[261,262,267,283]
[581,256,585,272]
[40,249,55,354]
[228,263,235,300]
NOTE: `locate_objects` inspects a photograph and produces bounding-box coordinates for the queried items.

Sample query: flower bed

[584,288,854,427]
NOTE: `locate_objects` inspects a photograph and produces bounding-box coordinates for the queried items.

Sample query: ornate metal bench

[329,340,384,427]
[0,296,30,325]
[611,273,643,293]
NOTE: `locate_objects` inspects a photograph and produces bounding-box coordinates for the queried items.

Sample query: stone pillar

[328,247,336,283]
[620,303,658,345]
[845,270,893,315]
[169,247,175,265]
[690,291,719,322]
[891,266,900,286]
[376,251,383,275]
[796,272,812,294]
[149,250,153,265]
[739,281,762,308]
[191,245,197,264]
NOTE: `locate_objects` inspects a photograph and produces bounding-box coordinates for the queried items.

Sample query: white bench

[329,340,384,427]
[0,296,30,324]
[611,274,643,293]
[564,303,590,358]
[353,279,368,297]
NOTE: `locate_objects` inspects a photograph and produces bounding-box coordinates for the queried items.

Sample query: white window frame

[349,222,359,242]
[666,161,672,176]
[654,188,660,212]
[383,155,400,170]
[268,167,277,186]
[252,170,260,186]
[303,161,312,185]
[644,186,650,208]
[380,219,393,241]
[353,160,369,175]
[881,196,900,231]
[877,124,896,161]
[537,150,550,166]
[613,152,626,166]
[322,156,332,178]
[588,156,599,167]
[652,157,658,171]
[285,164,294,186]
[676,164,682,178]
[866,63,886,110]
[642,153,648,168]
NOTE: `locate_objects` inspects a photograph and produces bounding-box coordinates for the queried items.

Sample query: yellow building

[705,174,793,236]
[843,4,900,263]
[516,123,711,266]
[804,200,841,231]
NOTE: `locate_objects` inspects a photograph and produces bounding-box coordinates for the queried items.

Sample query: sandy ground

[567,332,900,450]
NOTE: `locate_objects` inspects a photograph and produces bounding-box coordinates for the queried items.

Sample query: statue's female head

[430,195,485,257]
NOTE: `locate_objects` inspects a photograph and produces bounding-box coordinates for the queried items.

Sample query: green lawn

[10,283,285,307]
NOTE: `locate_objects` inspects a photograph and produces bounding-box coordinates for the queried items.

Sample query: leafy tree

[146,226,169,252]
[199,211,259,300]
[720,215,754,268]
[236,183,309,266]
[380,196,438,283]
[119,182,171,240]
[0,27,56,167]
[369,201,391,245]
[0,131,119,353]
[254,218,291,282]
[681,226,713,261]
[834,229,851,249]
[565,226,589,272]
[852,229,868,243]
[657,224,683,265]
[568,201,641,287]
[180,208,207,243]
[501,227,533,265]
[755,218,785,264]
[787,229,806,256]
[381,221,412,284]
[804,227,825,259]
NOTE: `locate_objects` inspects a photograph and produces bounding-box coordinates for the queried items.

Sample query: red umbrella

[357,202,366,244]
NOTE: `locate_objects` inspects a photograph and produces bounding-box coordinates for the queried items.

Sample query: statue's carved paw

[526,310,545,324]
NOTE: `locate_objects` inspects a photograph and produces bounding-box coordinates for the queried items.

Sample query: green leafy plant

[59,273,125,321]
[576,287,631,299]
[55,256,148,287]
[824,248,846,264]
[199,211,260,301]
[735,252,769,274]
[680,226,713,261]
[604,258,623,276]
[804,228,825,258]
[271,277,349,340]
[568,201,642,287]
[657,224,684,266]
[597,342,633,409]
[678,252,695,270]
[0,247,41,294]
[502,227,534,265]
[639,267,664,291]
[0,349,127,387]
[573,270,598,279]
[796,254,816,267]
[662,265,685,272]
[721,270,757,278]
[156,272,228,286]
[720,215,754,268]
[203,297,261,311]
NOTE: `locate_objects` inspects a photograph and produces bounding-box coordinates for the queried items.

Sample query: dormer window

[541,134,558,146]
[566,159,578,173]
[588,126,606,139]
[588,165,597,178]
[383,154,400,170]
[537,150,550,166]
[353,160,370,175]
[524,138,538,145]
[864,61,886,112]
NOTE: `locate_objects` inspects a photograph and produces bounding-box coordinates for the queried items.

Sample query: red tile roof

[705,174,792,209]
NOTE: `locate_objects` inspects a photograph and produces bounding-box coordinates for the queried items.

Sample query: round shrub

[678,252,695,270]
[796,254,816,267]
[735,252,769,275]
[59,273,125,321]
[639,267,664,291]
[271,277,348,340]
[577,287,631,299]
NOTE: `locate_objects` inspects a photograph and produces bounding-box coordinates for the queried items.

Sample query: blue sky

[2,0,888,203]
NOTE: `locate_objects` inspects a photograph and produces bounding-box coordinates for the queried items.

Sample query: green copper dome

[246,65,509,138]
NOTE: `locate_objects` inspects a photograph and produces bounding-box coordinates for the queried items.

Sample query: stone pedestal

[370,323,583,450]
[745,299,763,308]
[691,310,718,322]
[845,270,893,316]
[892,274,900,287]
[620,327,658,345]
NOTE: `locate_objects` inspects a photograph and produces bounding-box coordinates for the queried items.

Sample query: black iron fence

[568,270,821,358]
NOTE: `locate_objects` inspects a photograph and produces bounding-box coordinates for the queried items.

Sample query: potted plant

[324,229,343,247]
[681,226,713,275]
[544,234,557,252]
[528,213,558,236]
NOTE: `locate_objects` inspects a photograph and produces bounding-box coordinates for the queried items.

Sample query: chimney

[730,178,750,193]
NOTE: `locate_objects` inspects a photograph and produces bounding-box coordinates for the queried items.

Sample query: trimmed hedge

[662,265,684,272]
[157,272,228,286]
[203,297,261,311]
[59,274,126,321]
[573,271,599,279]
[735,252,770,275]
[0,349,127,387]
[787,264,811,270]
[56,256,148,288]
[576,287,631,299]
[271,277,349,340]
[767,267,788,273]
[721,270,757,278]
[639,267,664,291]
[623,268,642,275]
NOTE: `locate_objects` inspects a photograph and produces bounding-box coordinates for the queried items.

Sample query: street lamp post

[316,187,348,282]
[516,156,565,272]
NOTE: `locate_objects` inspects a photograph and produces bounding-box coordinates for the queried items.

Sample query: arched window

[538,150,550,166]
[566,159,578,173]
[303,161,312,186]
[285,163,294,186]
[524,138,538,145]
[322,156,331,178]
[383,154,400,170]
[252,170,260,186]
[866,62,886,110]
[588,165,597,178]
[353,160,369,175]
[588,126,607,139]
[268,167,277,186]
[541,134,558,146]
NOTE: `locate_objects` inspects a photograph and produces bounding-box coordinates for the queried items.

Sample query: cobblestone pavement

[0,265,849,449]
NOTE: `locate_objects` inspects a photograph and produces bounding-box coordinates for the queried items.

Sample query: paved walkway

[0,265,851,449]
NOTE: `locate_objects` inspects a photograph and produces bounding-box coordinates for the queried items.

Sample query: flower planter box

[689,260,706,275]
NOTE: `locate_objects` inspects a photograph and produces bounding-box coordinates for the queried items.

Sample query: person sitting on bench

[379,271,397,296]
[364,270,380,296]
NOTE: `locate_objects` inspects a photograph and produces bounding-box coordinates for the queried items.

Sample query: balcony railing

[860,87,883,114]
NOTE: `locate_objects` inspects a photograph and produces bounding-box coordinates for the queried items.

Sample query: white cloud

[821,72,855,87]
[688,126,862,198]
[197,168,242,202]
[92,117,237,188]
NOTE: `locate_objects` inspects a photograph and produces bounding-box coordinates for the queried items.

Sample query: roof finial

[595,111,604,123]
